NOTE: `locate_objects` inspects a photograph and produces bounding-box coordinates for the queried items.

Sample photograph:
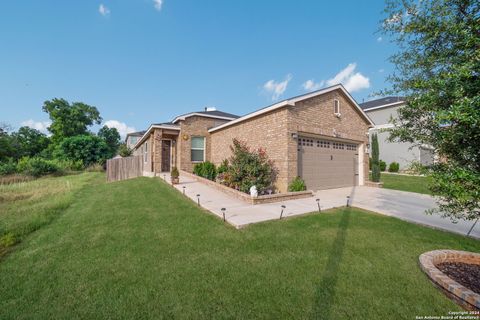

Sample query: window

[144,142,148,163]
[191,137,205,162]
[334,99,340,115]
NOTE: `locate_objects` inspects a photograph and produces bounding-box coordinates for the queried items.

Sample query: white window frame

[334,99,341,116]
[144,142,148,163]
[191,136,206,163]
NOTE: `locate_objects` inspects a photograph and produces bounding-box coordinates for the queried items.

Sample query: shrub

[388,162,400,173]
[171,166,179,178]
[55,135,109,166]
[222,139,277,194]
[118,143,133,157]
[193,161,217,181]
[16,157,61,177]
[371,133,381,182]
[0,159,17,176]
[288,176,306,192]
[379,160,387,172]
[85,163,104,172]
[0,233,16,248]
[369,157,372,170]
[217,159,229,174]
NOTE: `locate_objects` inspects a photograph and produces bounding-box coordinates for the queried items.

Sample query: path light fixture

[280,205,286,220]
[346,196,350,207]
[221,208,226,222]
[182,186,186,195]
[316,198,321,213]
[163,174,166,181]
[196,194,200,206]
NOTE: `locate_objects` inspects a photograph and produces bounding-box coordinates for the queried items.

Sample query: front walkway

[160,173,479,238]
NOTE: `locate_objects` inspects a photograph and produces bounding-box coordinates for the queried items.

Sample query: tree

[56,135,109,166]
[98,125,120,158]
[0,123,17,162]
[42,98,102,143]
[118,143,133,157]
[11,126,50,158]
[371,133,381,182]
[381,0,480,221]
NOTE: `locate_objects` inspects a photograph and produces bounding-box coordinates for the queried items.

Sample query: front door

[161,140,171,172]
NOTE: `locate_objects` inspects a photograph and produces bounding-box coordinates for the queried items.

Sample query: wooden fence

[106,155,144,182]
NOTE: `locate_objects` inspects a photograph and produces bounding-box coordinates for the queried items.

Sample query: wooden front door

[161,140,171,172]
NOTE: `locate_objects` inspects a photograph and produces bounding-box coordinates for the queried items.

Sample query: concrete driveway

[164,173,479,238]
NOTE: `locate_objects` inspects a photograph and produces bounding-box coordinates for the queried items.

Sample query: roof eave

[132,124,180,150]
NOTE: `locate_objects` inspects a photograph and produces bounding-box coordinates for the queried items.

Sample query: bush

[369,157,372,170]
[288,176,306,192]
[16,157,61,177]
[379,160,387,172]
[388,162,400,173]
[0,159,17,176]
[371,133,381,182]
[55,135,109,167]
[217,159,229,174]
[222,139,277,194]
[193,161,217,181]
[85,163,104,172]
[171,166,179,178]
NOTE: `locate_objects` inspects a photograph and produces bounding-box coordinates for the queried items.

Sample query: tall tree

[98,125,121,158]
[56,135,109,166]
[371,133,381,182]
[381,0,480,221]
[42,98,102,143]
[11,126,50,158]
[0,123,17,162]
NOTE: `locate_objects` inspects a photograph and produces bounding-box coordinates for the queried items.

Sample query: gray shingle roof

[126,130,146,137]
[359,96,405,110]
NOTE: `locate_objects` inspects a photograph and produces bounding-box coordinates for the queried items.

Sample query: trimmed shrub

[0,160,17,176]
[379,160,387,172]
[193,161,217,181]
[16,157,61,177]
[288,176,306,192]
[388,162,400,173]
[222,139,277,194]
[217,159,229,174]
[371,133,381,182]
[171,166,179,178]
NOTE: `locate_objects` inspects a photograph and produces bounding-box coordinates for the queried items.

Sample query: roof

[209,84,374,133]
[359,96,405,111]
[126,130,146,137]
[171,110,239,123]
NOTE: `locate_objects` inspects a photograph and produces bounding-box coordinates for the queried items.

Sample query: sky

[0,0,396,138]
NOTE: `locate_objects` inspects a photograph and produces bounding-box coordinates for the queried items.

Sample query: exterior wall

[366,104,434,169]
[287,90,371,188]
[126,135,140,149]
[178,116,230,173]
[210,108,290,192]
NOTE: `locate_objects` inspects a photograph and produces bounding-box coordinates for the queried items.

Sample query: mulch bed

[437,262,480,295]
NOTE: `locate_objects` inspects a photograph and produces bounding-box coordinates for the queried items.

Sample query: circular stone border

[419,250,480,310]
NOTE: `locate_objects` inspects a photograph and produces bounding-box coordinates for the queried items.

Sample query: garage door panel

[298,137,358,190]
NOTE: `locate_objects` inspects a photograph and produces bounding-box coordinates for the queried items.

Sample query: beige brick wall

[177,116,230,172]
[210,89,371,192]
[210,108,290,192]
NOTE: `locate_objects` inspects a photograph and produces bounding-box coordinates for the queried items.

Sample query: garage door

[298,137,358,190]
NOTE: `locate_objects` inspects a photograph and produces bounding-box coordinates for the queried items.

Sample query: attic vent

[204,107,217,112]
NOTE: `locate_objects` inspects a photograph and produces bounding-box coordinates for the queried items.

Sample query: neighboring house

[125,131,146,150]
[133,84,374,192]
[359,97,435,170]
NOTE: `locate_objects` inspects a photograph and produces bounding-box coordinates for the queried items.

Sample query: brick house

[132,84,374,192]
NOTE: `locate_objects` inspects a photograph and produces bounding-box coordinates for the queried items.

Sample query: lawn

[1,174,478,319]
[373,172,432,195]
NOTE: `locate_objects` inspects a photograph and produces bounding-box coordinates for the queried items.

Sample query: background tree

[371,133,381,182]
[11,126,50,158]
[55,135,109,167]
[0,123,17,162]
[98,126,120,158]
[118,143,133,157]
[42,98,102,143]
[381,0,480,221]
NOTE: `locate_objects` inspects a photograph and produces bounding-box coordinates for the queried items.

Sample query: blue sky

[0,0,395,137]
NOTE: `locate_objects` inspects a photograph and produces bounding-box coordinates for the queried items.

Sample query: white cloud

[378,68,385,73]
[104,120,136,139]
[153,0,163,11]
[326,63,370,92]
[377,36,383,42]
[263,74,292,100]
[99,4,110,16]
[302,79,325,92]
[21,120,51,134]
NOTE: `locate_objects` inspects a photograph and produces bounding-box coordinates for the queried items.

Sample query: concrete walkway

[160,173,480,239]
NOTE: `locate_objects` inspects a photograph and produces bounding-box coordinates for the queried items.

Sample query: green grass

[1,175,479,319]
[0,172,98,254]
[370,172,432,195]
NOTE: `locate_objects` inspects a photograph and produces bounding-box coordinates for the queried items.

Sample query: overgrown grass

[0,176,478,319]
[0,172,100,254]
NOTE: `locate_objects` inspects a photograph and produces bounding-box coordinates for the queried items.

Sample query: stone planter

[171,177,180,185]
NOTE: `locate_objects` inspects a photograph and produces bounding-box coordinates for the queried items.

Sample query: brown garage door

[298,137,358,190]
